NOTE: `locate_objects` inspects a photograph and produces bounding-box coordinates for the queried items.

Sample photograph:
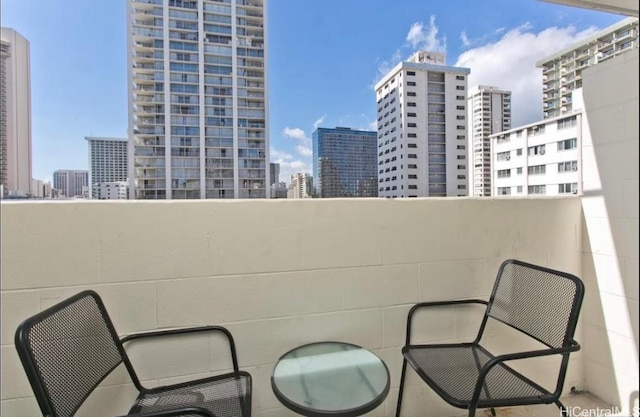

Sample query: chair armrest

[121,325,240,372]
[115,406,216,416]
[470,339,581,405]
[405,299,488,345]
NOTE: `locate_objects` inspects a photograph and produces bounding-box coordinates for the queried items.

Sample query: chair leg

[468,404,476,417]
[490,407,496,416]
[396,358,408,417]
[556,399,569,417]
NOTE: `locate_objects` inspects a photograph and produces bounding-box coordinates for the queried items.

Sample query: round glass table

[271,341,390,417]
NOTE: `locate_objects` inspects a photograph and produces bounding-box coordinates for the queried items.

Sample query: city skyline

[1,0,624,184]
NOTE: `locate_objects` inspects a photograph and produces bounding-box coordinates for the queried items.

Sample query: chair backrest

[15,290,127,417]
[485,259,584,349]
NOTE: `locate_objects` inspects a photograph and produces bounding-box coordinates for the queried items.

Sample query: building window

[558,183,578,194]
[528,165,546,175]
[456,75,465,80]
[456,115,465,120]
[558,160,578,172]
[528,185,546,195]
[407,143,417,148]
[456,145,465,150]
[408,164,417,169]
[517,167,523,175]
[557,116,577,129]
[497,187,511,195]
[528,145,546,156]
[557,138,577,151]
[516,148,523,156]
[457,155,466,160]
[517,186,523,193]
[528,125,545,136]
[407,81,416,86]
[456,86,465,90]
[408,174,418,179]
[407,102,417,107]
[407,112,417,117]
[458,185,466,190]
[408,185,418,189]
[408,133,417,138]
[457,165,466,169]
[407,92,416,97]
[456,95,465,100]
[407,123,417,128]
[497,151,511,161]
[497,169,511,178]
[407,71,416,76]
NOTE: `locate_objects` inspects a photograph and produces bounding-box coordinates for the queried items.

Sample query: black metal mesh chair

[396,259,584,417]
[14,290,252,417]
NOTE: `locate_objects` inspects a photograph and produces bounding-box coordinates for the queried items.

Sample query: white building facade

[467,85,512,196]
[375,51,469,198]
[86,136,128,199]
[537,17,638,119]
[491,111,583,197]
[53,170,89,198]
[127,0,268,200]
[94,181,129,200]
[0,28,32,198]
[287,173,312,199]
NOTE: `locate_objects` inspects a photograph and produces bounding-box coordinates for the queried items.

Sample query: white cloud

[373,16,447,86]
[460,31,471,48]
[282,127,307,141]
[269,147,312,184]
[406,17,447,52]
[455,23,599,126]
[283,126,312,158]
[313,115,326,130]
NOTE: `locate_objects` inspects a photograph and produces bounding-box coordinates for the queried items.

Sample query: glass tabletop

[271,342,390,417]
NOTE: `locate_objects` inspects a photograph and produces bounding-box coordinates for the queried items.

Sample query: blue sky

[1,0,622,183]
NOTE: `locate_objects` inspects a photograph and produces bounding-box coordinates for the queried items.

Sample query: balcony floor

[461,392,614,417]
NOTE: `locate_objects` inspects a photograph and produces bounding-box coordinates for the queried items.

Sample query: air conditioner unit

[505,155,511,160]
[540,149,545,155]
[572,166,578,171]
[572,190,578,194]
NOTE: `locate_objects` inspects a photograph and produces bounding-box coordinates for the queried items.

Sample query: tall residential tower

[467,85,512,196]
[86,136,128,198]
[537,17,638,119]
[375,51,470,198]
[127,0,268,199]
[312,127,378,198]
[1,28,32,198]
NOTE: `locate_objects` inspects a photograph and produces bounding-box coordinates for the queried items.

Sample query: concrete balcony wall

[1,198,583,417]
[580,48,639,414]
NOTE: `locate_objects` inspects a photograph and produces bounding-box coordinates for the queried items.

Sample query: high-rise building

[467,85,512,197]
[53,170,89,198]
[127,0,268,200]
[1,28,32,198]
[86,136,128,199]
[491,90,585,197]
[375,51,470,198]
[287,173,313,199]
[269,162,279,186]
[537,17,638,119]
[312,127,378,198]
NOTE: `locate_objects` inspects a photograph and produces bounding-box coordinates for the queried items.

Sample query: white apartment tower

[1,28,32,198]
[53,170,89,198]
[287,173,312,199]
[86,136,128,198]
[537,17,638,119]
[467,86,512,196]
[375,51,470,198]
[127,0,268,199]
